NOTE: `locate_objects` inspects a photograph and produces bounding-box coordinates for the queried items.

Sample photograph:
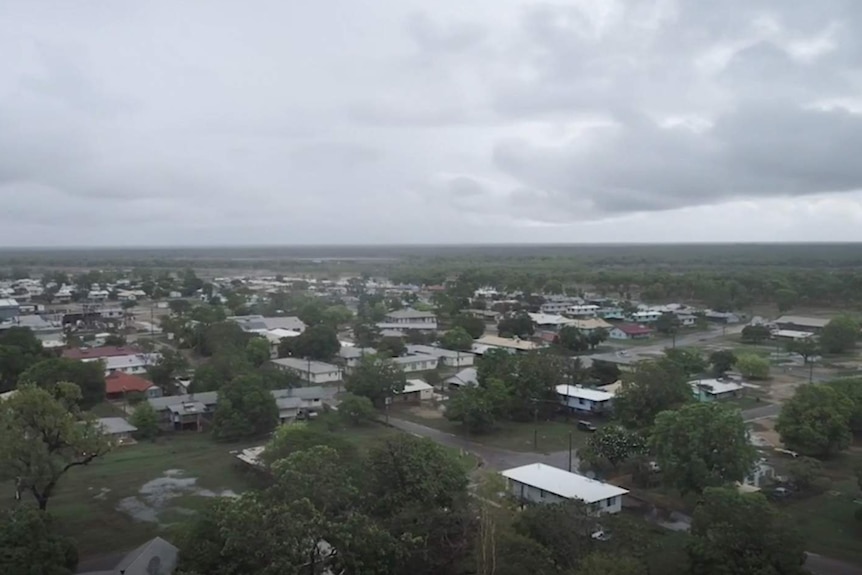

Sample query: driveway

[386,417,579,472]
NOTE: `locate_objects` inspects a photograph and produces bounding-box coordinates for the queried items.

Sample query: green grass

[88,401,127,418]
[781,479,862,564]
[725,395,771,411]
[389,407,596,453]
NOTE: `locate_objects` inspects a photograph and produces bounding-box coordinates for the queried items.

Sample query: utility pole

[533,399,539,450]
[809,359,814,384]
[568,432,573,472]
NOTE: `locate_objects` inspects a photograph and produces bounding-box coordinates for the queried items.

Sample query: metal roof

[502,463,629,503]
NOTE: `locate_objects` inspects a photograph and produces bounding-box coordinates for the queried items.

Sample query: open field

[389,404,596,453]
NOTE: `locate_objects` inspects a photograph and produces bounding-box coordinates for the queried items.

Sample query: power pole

[568,432,573,472]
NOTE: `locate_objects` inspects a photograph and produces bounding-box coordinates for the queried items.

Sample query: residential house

[677,314,698,327]
[337,346,376,373]
[608,323,653,340]
[228,314,307,334]
[631,310,661,323]
[84,353,161,376]
[501,463,629,513]
[271,358,343,384]
[392,354,439,373]
[528,313,576,331]
[105,372,162,401]
[690,378,744,402]
[0,298,19,321]
[446,367,478,389]
[474,335,543,353]
[64,346,142,360]
[395,379,434,402]
[466,309,501,323]
[406,344,475,368]
[96,417,138,444]
[598,307,626,321]
[566,304,600,317]
[556,385,614,414]
[377,308,438,331]
[272,386,326,421]
[704,310,741,324]
[78,536,178,575]
[568,318,614,336]
[773,315,830,333]
[773,329,816,342]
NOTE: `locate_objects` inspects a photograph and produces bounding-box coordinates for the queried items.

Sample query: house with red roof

[608,323,653,341]
[104,372,162,401]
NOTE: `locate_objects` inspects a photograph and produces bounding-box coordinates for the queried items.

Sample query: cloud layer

[1,0,861,245]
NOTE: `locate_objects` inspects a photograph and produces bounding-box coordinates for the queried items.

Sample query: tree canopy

[211,375,279,441]
[19,358,106,410]
[651,402,757,494]
[285,324,340,361]
[0,326,47,393]
[345,354,406,407]
[440,326,474,351]
[736,353,770,380]
[776,384,853,457]
[0,507,78,575]
[613,359,691,429]
[0,383,110,510]
[820,316,859,354]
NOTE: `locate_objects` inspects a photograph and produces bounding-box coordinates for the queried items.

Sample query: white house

[337,346,376,372]
[83,353,161,376]
[773,329,815,342]
[690,378,744,402]
[566,304,600,317]
[677,314,698,327]
[556,385,614,414]
[631,310,661,323]
[392,355,439,373]
[446,367,478,388]
[405,344,475,368]
[395,379,434,402]
[502,463,628,513]
[528,313,576,330]
[474,335,543,353]
[608,324,653,340]
[384,308,437,326]
[568,318,614,335]
[271,358,343,384]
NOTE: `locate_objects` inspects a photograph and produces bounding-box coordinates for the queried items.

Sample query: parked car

[577,420,597,432]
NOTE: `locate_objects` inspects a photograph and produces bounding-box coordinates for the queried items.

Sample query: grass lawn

[781,479,862,565]
[726,395,771,411]
[389,406,595,453]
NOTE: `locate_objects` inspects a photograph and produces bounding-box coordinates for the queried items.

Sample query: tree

[0,384,110,510]
[651,402,757,494]
[497,313,534,338]
[828,377,862,434]
[786,456,824,493]
[377,335,406,358]
[708,350,737,377]
[558,325,588,352]
[446,378,509,433]
[322,305,354,329]
[586,328,608,350]
[244,337,271,368]
[440,327,473,351]
[146,350,187,393]
[19,358,106,410]
[0,326,47,392]
[776,384,853,456]
[129,402,159,440]
[786,337,820,364]
[577,553,647,575]
[688,487,806,575]
[193,321,249,356]
[655,312,681,336]
[120,299,137,310]
[0,507,78,575]
[290,324,341,361]
[613,360,692,429]
[451,314,486,339]
[736,353,769,380]
[338,393,377,426]
[589,359,621,385]
[820,315,859,354]
[345,354,406,407]
[102,333,126,346]
[514,500,595,572]
[582,425,647,469]
[168,299,192,316]
[262,422,358,466]
[211,375,279,441]
[775,288,798,313]
[190,352,251,393]
[663,348,707,377]
[741,324,771,344]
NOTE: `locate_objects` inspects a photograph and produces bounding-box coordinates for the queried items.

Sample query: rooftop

[774,315,831,329]
[446,367,478,387]
[402,379,433,394]
[0,298,19,308]
[556,384,614,402]
[271,358,341,374]
[691,378,745,395]
[385,308,437,319]
[105,372,156,395]
[406,344,474,358]
[502,463,629,503]
[613,323,653,336]
[63,346,142,360]
[96,417,138,435]
[393,355,439,366]
[475,335,542,352]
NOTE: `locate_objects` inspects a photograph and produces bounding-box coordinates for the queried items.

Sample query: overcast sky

[2,0,862,246]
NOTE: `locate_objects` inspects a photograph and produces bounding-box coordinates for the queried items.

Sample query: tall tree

[688,487,807,575]
[345,354,406,407]
[741,324,771,344]
[0,507,78,575]
[290,324,341,361]
[613,359,691,429]
[514,500,595,572]
[129,402,159,440]
[586,328,609,350]
[651,402,757,494]
[244,337,272,367]
[0,326,47,393]
[146,349,188,393]
[776,384,853,456]
[212,375,279,441]
[708,350,737,377]
[820,315,859,354]
[451,314,486,339]
[581,425,647,469]
[558,326,588,352]
[445,377,509,433]
[19,358,106,410]
[786,338,820,364]
[736,353,770,380]
[440,327,474,351]
[663,348,707,377]
[497,313,534,338]
[0,384,110,510]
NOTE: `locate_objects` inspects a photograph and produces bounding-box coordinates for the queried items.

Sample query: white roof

[475,335,541,351]
[774,315,830,329]
[502,463,629,503]
[556,384,614,402]
[89,353,161,370]
[97,417,138,435]
[268,328,302,339]
[0,298,19,307]
[528,313,575,326]
[774,329,815,339]
[690,378,744,395]
[402,379,433,394]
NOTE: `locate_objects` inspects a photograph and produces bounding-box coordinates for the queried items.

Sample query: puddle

[116,470,239,524]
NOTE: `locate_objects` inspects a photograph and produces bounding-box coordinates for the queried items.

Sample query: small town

[1,257,861,575]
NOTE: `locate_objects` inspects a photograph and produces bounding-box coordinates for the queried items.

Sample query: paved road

[806,553,862,575]
[386,417,578,472]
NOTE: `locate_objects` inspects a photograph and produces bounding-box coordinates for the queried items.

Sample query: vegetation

[440,326,474,351]
[736,353,770,380]
[280,324,340,361]
[337,393,377,426]
[580,425,647,469]
[820,316,859,354]
[0,384,110,510]
[613,359,691,429]
[0,507,78,575]
[129,402,159,441]
[708,350,736,377]
[0,327,49,392]
[345,354,407,407]
[211,375,279,441]
[20,358,106,410]
[651,403,757,494]
[776,384,853,457]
